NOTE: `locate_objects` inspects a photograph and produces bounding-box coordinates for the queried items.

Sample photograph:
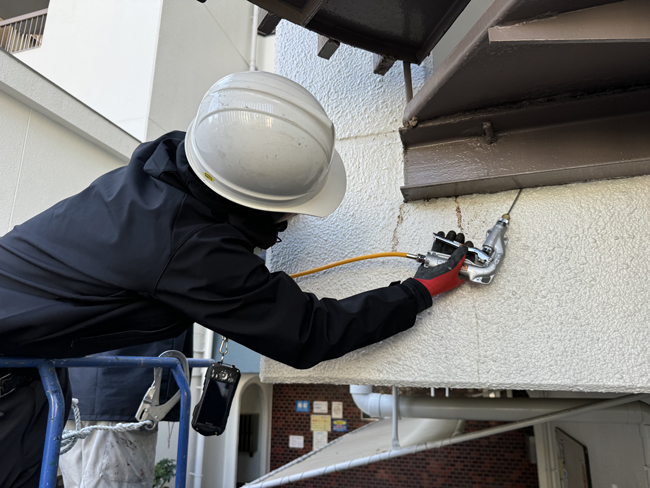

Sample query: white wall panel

[10,110,122,227]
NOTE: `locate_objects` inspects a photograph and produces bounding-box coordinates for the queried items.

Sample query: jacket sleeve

[153,225,432,369]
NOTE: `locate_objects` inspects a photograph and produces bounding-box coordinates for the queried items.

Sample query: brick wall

[271,384,539,487]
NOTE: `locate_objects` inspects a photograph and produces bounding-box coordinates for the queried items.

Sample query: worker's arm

[153,224,432,369]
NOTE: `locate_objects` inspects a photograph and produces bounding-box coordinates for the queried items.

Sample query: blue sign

[295,401,310,412]
[332,420,347,432]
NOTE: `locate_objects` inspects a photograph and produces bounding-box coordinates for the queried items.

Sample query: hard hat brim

[185,122,346,218]
[287,149,346,218]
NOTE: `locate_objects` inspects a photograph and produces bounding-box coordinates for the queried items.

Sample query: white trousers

[59,420,158,488]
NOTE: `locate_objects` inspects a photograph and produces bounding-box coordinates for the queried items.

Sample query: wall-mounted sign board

[556,429,592,488]
[313,401,328,414]
[332,419,347,432]
[296,401,310,412]
[313,431,328,450]
[289,435,304,449]
[332,401,343,419]
[311,415,332,432]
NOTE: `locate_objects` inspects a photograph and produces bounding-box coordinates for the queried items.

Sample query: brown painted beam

[488,0,650,44]
[401,88,650,200]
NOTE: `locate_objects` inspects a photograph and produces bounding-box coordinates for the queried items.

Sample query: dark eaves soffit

[400,0,650,201]
[248,0,471,64]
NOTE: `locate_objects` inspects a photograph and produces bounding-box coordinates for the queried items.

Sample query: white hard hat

[185,71,346,218]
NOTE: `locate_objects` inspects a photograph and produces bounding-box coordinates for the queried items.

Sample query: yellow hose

[289,252,410,279]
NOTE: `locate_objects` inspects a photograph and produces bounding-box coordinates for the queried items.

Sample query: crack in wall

[337,128,398,142]
[391,203,406,252]
[454,196,465,233]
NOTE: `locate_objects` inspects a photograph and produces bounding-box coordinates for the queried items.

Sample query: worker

[0,71,467,487]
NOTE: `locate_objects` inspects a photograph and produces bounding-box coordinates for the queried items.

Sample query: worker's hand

[414,231,468,296]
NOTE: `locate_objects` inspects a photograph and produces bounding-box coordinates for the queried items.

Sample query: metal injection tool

[288,190,522,283]
[410,190,522,285]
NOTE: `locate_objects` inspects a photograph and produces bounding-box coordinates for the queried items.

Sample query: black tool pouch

[191,362,241,436]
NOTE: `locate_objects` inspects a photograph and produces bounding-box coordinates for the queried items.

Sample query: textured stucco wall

[261,21,650,393]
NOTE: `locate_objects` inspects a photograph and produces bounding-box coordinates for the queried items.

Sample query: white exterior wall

[261,19,650,394]
[14,0,272,142]
[0,51,136,233]
[15,0,164,141]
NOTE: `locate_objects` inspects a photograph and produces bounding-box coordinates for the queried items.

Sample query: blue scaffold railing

[0,356,216,488]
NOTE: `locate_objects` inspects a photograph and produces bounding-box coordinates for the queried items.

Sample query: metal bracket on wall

[317,35,339,60]
[373,54,395,76]
[257,9,281,36]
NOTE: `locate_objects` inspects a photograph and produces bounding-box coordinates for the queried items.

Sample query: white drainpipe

[249,6,259,71]
[391,386,399,449]
[350,385,650,424]
[191,327,214,488]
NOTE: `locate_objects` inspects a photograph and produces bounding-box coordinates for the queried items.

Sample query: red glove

[413,232,469,297]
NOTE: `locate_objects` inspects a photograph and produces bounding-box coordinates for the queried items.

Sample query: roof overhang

[248,0,650,198]
[400,0,650,200]
[248,0,471,64]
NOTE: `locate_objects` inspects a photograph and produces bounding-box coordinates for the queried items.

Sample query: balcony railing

[0,9,48,54]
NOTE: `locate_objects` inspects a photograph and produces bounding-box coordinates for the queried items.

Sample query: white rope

[60,399,154,455]
[60,398,82,455]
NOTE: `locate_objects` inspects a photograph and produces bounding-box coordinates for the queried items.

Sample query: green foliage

[153,458,176,488]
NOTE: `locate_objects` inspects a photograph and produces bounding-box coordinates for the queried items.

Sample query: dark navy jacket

[67,336,192,421]
[0,131,431,370]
